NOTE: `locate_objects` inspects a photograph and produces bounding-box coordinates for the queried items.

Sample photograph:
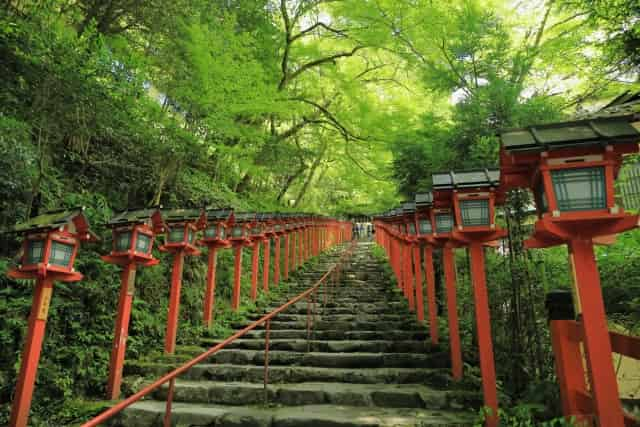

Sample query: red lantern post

[7,208,95,427]
[273,215,286,285]
[102,208,165,399]
[159,209,203,355]
[198,209,232,328]
[499,112,640,426]
[228,213,253,311]
[248,215,268,299]
[433,169,506,427]
[414,193,440,343]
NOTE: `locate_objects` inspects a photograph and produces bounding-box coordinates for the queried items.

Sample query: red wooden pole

[469,242,498,427]
[203,247,218,327]
[107,263,137,399]
[404,243,415,311]
[569,238,624,426]
[262,239,270,293]
[10,277,54,427]
[443,246,462,380]
[298,230,304,266]
[274,236,281,285]
[164,250,185,354]
[250,243,260,300]
[549,320,589,421]
[291,232,297,271]
[424,246,439,345]
[284,234,290,280]
[231,245,242,311]
[413,245,424,322]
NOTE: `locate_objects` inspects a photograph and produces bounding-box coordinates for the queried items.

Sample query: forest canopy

[0,0,639,425]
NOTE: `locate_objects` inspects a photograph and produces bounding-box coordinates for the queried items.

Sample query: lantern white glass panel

[535,181,548,213]
[136,233,152,253]
[551,167,607,211]
[204,226,218,239]
[25,240,45,264]
[116,231,132,252]
[419,219,432,234]
[274,224,282,232]
[187,229,195,243]
[231,225,245,238]
[408,223,417,235]
[435,214,454,233]
[167,227,185,243]
[251,226,263,236]
[49,241,74,267]
[460,199,490,226]
[219,227,226,239]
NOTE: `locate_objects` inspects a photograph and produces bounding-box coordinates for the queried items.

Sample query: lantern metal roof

[415,192,433,208]
[402,201,416,214]
[432,169,500,190]
[107,208,163,227]
[162,208,202,223]
[232,212,255,223]
[499,118,639,153]
[205,208,233,221]
[11,207,91,234]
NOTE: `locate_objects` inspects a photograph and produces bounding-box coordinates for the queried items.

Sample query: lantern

[104,209,164,267]
[7,208,95,427]
[159,209,204,355]
[431,170,506,427]
[102,208,164,400]
[432,169,501,234]
[199,208,233,329]
[499,107,640,425]
[415,192,434,239]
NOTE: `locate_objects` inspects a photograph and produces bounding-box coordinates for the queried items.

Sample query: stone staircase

[114,242,479,426]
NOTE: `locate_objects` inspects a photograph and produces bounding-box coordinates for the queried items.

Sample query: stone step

[246,313,418,323]
[265,300,408,312]
[198,338,439,354]
[152,380,481,410]
[115,401,475,427]
[125,364,452,387]
[263,306,407,315]
[243,328,429,340]
[231,320,422,331]
[203,349,449,369]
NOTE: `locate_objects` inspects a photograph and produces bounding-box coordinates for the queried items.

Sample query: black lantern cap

[402,201,416,214]
[545,289,576,321]
[432,169,500,190]
[232,212,255,223]
[10,207,94,238]
[205,208,233,221]
[415,192,433,209]
[107,208,163,228]
[162,208,202,224]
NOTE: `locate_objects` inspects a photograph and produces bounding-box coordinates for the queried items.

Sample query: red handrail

[81,240,356,427]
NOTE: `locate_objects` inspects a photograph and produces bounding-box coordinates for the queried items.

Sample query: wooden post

[404,242,415,311]
[231,245,242,311]
[424,246,439,345]
[10,277,54,427]
[549,320,589,420]
[274,236,281,285]
[203,247,218,327]
[284,234,290,280]
[469,242,498,427]
[443,246,462,380]
[107,263,137,399]
[250,242,260,300]
[569,238,624,426]
[413,245,424,322]
[164,250,185,354]
[262,238,270,293]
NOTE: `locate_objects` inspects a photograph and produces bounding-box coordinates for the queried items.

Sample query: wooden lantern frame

[499,116,640,248]
[199,208,232,248]
[432,169,503,241]
[103,208,165,267]
[10,208,95,281]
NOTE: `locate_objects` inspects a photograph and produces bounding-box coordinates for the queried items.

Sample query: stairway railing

[81,240,357,427]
